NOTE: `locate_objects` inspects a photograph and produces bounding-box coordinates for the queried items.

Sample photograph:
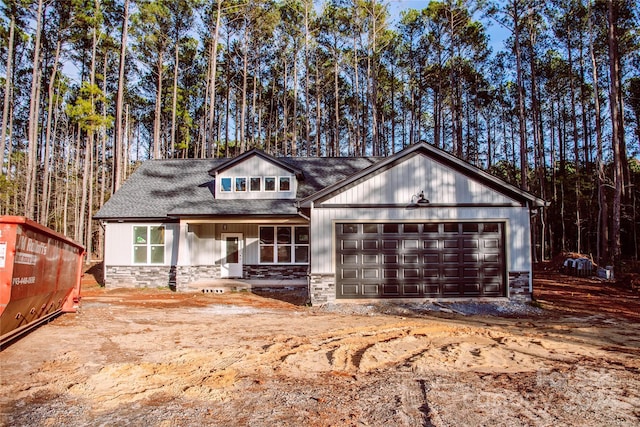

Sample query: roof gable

[300,142,546,208]
[210,149,303,178]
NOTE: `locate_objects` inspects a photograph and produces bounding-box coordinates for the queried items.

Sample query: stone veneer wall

[309,274,336,305]
[104,265,175,289]
[175,265,221,291]
[106,264,308,290]
[243,265,308,280]
[508,271,531,303]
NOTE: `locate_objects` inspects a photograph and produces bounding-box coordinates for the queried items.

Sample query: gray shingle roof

[94,156,380,220]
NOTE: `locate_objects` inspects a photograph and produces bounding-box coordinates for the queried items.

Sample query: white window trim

[264,176,277,192]
[235,176,247,192]
[220,177,232,192]
[249,176,262,192]
[132,225,165,265]
[278,176,292,192]
[259,225,309,264]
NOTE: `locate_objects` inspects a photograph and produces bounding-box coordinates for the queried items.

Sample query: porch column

[174,221,190,290]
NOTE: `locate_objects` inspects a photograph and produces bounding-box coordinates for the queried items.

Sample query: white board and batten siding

[184,223,260,265]
[321,153,515,206]
[310,153,532,275]
[104,222,179,266]
[216,156,297,200]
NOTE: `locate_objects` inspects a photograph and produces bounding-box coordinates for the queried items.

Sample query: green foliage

[66,82,113,131]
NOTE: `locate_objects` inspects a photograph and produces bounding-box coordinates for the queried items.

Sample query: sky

[387,0,511,52]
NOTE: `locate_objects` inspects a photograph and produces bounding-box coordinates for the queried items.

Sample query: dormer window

[279,177,291,191]
[218,174,293,195]
[235,177,247,192]
[250,177,261,191]
[220,177,232,192]
[264,177,276,191]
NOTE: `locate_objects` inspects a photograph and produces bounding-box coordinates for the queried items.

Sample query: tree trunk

[607,0,623,262]
[0,12,15,175]
[40,37,63,224]
[113,0,129,192]
[170,36,179,158]
[25,0,45,218]
[589,1,608,264]
[207,0,223,158]
[513,10,528,191]
[240,18,248,153]
[153,50,164,159]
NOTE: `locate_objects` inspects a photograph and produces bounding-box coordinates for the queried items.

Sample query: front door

[221,233,243,278]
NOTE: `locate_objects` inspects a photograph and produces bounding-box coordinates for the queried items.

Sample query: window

[250,177,261,191]
[133,226,165,264]
[259,226,309,263]
[279,176,291,191]
[264,177,276,191]
[235,177,247,192]
[220,177,232,192]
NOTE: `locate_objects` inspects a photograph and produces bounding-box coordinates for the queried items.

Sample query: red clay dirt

[1,264,639,426]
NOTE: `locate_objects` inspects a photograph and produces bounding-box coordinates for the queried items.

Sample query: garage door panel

[362,240,378,249]
[383,269,399,278]
[362,268,379,278]
[442,283,461,295]
[443,253,459,263]
[424,284,440,296]
[342,254,358,264]
[362,254,379,264]
[336,222,505,299]
[463,283,481,295]
[423,253,439,263]
[342,269,358,279]
[403,283,421,296]
[423,240,438,249]
[341,284,359,296]
[403,254,419,263]
[362,284,380,295]
[403,268,420,278]
[382,284,400,296]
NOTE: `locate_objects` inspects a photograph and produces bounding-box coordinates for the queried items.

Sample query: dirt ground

[1,266,639,426]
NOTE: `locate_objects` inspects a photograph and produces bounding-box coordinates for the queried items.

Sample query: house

[94,142,546,305]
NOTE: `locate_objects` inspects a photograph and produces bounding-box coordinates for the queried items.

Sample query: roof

[299,142,547,208]
[94,156,378,220]
[95,143,546,221]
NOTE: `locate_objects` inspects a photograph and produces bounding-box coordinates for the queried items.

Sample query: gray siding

[322,153,515,206]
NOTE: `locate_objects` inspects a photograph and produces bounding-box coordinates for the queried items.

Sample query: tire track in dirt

[247,320,636,378]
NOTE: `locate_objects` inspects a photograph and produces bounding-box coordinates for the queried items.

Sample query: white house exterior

[95,143,545,305]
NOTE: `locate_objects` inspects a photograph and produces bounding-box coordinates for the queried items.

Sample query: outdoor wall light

[410,190,430,206]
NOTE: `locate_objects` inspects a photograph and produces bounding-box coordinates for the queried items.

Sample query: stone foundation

[244,264,308,281]
[175,265,221,291]
[508,271,532,303]
[105,264,307,291]
[104,265,175,289]
[308,274,336,305]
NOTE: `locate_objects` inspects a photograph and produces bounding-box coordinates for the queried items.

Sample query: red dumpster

[0,216,85,347]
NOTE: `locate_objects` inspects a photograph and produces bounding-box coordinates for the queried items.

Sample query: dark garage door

[336,222,505,299]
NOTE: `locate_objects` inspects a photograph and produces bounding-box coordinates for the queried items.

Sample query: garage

[336,222,505,299]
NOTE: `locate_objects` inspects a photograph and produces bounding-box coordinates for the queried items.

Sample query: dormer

[210,149,303,200]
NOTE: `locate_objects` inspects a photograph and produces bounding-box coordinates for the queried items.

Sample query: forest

[0,0,639,269]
